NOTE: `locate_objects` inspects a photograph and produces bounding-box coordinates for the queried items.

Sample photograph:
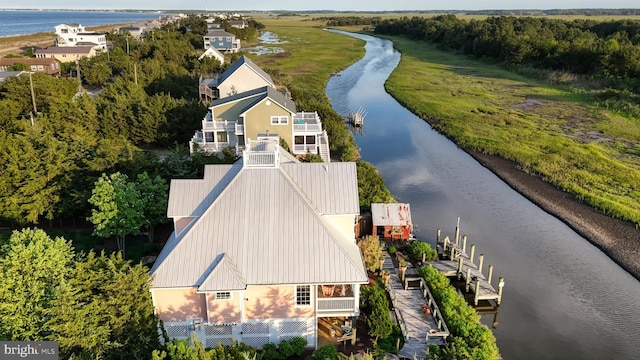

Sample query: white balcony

[235,123,244,135]
[293,111,322,134]
[317,297,357,313]
[293,144,318,154]
[202,119,236,131]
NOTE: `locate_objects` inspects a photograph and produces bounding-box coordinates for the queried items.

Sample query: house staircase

[319,131,331,163]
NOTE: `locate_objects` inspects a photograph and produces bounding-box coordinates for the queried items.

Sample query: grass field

[376,35,640,225]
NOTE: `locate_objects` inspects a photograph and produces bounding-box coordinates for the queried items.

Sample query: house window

[295,285,311,306]
[271,116,288,125]
[294,136,304,145]
[37,65,44,71]
[216,132,228,143]
[214,292,231,300]
[226,37,232,41]
[305,136,316,144]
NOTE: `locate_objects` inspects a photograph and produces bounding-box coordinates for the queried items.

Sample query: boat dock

[430,228,505,306]
[347,107,366,127]
[382,253,450,359]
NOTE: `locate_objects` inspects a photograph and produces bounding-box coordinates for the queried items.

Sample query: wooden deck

[382,254,449,359]
[431,234,505,305]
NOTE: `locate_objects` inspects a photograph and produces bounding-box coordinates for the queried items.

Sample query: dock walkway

[382,254,449,359]
[431,234,505,305]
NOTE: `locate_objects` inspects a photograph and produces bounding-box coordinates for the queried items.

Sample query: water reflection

[242,31,285,56]
[326,29,640,360]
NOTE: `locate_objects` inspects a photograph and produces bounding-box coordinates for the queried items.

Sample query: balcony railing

[293,144,318,154]
[202,119,236,131]
[292,112,322,134]
[235,123,244,135]
[292,123,322,133]
[317,297,356,312]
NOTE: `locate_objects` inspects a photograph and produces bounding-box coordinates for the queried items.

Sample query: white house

[54,23,107,51]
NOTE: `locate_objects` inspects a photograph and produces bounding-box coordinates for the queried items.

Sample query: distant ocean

[0,10,165,37]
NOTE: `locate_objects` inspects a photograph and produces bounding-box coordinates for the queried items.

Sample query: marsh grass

[378,36,640,224]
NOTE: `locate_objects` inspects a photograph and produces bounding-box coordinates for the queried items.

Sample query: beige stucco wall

[243,285,314,320]
[207,293,241,323]
[219,65,272,98]
[245,100,293,147]
[153,288,207,322]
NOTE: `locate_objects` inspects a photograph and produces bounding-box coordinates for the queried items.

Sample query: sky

[4,1,640,11]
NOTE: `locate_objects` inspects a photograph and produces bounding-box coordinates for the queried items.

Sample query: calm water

[326,30,640,359]
[0,10,162,37]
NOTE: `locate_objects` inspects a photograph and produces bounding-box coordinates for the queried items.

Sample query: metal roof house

[371,203,414,240]
[150,138,368,348]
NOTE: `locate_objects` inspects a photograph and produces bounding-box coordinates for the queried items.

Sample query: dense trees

[0,229,160,358]
[375,15,640,92]
[0,16,244,227]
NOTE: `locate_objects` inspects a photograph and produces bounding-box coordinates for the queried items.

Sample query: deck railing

[317,297,356,312]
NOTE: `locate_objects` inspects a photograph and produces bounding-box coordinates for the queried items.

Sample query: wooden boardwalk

[383,255,449,359]
[431,233,505,305]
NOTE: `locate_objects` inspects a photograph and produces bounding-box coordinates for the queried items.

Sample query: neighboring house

[35,46,97,62]
[54,23,107,51]
[0,58,61,75]
[198,47,225,63]
[190,85,330,162]
[117,20,163,41]
[150,138,368,349]
[371,203,414,240]
[117,26,145,41]
[203,29,241,53]
[199,55,275,103]
[229,20,247,29]
[0,70,27,83]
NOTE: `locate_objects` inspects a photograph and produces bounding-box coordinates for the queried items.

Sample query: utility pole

[75,60,82,92]
[125,35,130,54]
[28,71,37,126]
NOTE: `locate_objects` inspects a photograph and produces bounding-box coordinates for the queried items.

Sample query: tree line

[374,15,640,94]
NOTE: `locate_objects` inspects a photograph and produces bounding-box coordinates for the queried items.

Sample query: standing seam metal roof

[151,159,366,289]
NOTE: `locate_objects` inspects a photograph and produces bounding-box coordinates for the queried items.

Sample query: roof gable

[215,56,274,89]
[198,253,247,291]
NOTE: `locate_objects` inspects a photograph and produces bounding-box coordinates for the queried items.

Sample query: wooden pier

[382,253,450,359]
[430,227,505,306]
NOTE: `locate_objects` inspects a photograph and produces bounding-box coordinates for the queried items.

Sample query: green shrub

[388,246,397,254]
[288,337,307,356]
[409,241,438,261]
[261,343,281,360]
[311,344,338,360]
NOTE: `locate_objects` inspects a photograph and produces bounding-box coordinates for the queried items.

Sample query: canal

[325,30,640,359]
